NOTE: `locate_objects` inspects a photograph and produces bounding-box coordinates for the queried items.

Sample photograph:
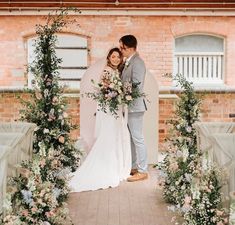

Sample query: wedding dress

[69,67,131,192]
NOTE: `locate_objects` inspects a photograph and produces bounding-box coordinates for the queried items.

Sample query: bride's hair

[106,47,123,71]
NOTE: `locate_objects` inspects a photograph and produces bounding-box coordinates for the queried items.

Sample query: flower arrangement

[122,80,145,107]
[1,10,80,225]
[86,67,145,116]
[2,158,72,225]
[86,67,123,116]
[157,74,228,224]
[182,158,228,225]
[157,74,201,205]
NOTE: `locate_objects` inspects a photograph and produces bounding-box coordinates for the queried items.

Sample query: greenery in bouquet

[2,9,81,225]
[123,81,145,106]
[86,68,123,116]
[122,79,145,107]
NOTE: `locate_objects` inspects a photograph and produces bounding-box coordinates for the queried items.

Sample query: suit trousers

[128,112,147,173]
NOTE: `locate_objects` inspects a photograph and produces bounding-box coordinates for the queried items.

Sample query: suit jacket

[121,53,147,113]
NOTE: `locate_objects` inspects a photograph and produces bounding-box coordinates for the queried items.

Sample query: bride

[69,48,131,192]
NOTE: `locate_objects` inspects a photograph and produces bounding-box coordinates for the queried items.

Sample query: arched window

[27,34,88,89]
[174,34,224,85]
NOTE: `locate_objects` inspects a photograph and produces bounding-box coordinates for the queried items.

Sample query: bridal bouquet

[122,80,145,106]
[86,68,123,116]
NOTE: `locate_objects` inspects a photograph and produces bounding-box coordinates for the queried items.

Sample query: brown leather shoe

[130,168,138,176]
[127,172,148,182]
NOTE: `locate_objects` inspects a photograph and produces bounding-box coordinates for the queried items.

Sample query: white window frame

[27,33,88,90]
[173,34,225,86]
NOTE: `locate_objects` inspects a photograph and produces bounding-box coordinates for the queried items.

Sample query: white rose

[43,128,49,134]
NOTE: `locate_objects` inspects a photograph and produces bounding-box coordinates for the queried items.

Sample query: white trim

[1,1,235,5]
[174,52,224,56]
[1,9,235,16]
[159,94,179,99]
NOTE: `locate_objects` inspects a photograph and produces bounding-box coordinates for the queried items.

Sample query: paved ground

[68,166,176,225]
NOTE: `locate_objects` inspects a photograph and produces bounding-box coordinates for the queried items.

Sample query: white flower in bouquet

[182,145,189,162]
[186,126,192,133]
[191,183,200,200]
[125,95,132,101]
[43,128,50,134]
[27,176,36,192]
[3,193,12,212]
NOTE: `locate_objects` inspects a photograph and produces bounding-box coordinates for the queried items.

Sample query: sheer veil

[80,58,107,152]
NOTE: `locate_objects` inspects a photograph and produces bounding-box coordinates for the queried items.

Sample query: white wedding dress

[69,107,131,192]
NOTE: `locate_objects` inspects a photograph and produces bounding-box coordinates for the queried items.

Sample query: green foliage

[159,73,201,205]
[20,9,80,172]
[2,9,80,225]
[158,74,228,224]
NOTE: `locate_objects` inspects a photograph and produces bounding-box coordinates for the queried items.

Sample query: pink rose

[58,136,65,143]
[169,162,179,171]
[21,210,29,217]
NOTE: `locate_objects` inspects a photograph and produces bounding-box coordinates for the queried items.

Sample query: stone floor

[67,166,176,225]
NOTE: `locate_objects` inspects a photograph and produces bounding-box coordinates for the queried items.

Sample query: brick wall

[0,92,80,140]
[0,15,235,87]
[159,91,235,150]
[1,91,235,150]
[1,14,235,150]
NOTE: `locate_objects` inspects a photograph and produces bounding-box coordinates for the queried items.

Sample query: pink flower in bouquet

[46,210,55,218]
[19,167,31,178]
[216,210,224,216]
[125,95,132,101]
[52,96,58,104]
[21,210,29,217]
[46,78,52,86]
[217,221,224,225]
[35,91,43,100]
[52,159,59,168]
[40,159,46,168]
[109,83,114,88]
[31,207,37,213]
[63,112,68,118]
[58,136,65,143]
[184,195,192,205]
[40,189,46,197]
[169,162,179,171]
[183,195,192,207]
[7,186,17,194]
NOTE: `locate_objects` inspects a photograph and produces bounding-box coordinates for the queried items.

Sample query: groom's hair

[120,35,137,49]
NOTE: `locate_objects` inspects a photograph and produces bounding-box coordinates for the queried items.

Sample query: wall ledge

[160,85,235,94]
[0,87,80,96]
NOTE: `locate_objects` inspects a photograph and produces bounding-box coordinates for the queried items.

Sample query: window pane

[58,69,86,80]
[56,49,87,67]
[57,34,87,47]
[59,80,80,89]
[27,34,88,89]
[175,35,224,52]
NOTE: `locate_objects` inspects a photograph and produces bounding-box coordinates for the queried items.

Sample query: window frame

[27,33,88,90]
[173,33,225,86]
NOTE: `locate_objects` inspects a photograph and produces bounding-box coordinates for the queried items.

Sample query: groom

[119,35,148,182]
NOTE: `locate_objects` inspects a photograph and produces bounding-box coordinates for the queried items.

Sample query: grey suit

[122,53,148,173]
